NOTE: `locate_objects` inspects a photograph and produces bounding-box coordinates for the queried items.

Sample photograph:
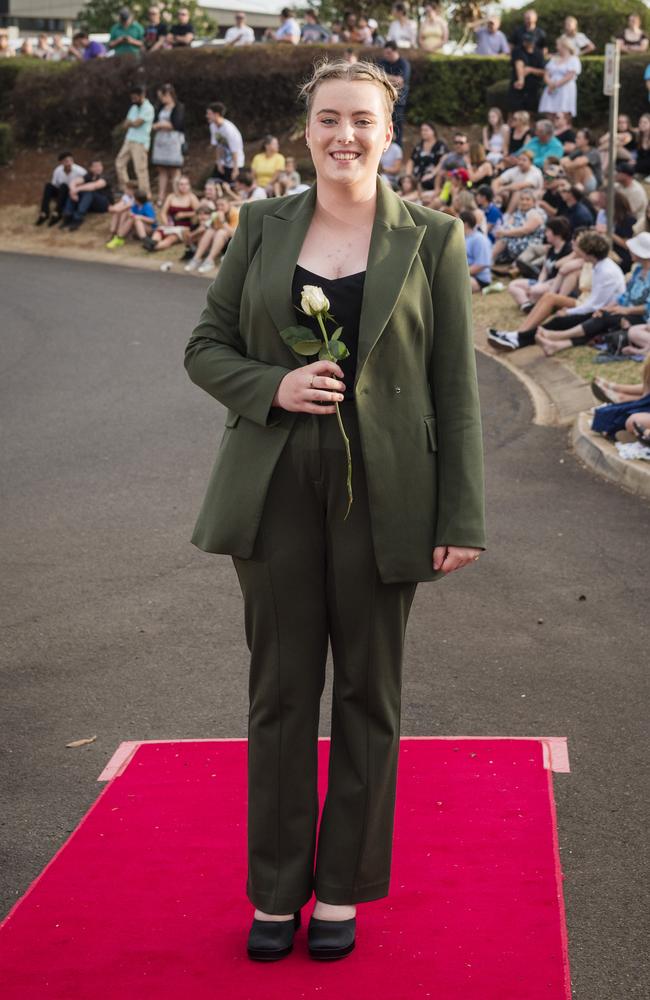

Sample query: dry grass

[0,202,646,387]
[472,286,644,387]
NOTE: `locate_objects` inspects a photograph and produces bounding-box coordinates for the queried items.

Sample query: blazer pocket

[423,414,438,452]
[224,410,241,428]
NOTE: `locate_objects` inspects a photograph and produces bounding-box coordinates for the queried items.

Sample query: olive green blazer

[184,177,486,584]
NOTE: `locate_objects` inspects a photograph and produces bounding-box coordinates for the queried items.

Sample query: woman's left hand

[433,546,483,573]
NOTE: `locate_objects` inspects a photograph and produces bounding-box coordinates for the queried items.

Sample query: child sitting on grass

[106,189,157,249]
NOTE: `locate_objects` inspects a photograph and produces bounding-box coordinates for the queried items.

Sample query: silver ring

[473,555,480,561]
[309,375,315,388]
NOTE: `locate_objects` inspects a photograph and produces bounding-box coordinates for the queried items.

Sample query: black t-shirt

[511,25,546,51]
[556,128,576,147]
[378,57,411,105]
[511,46,545,95]
[615,214,636,273]
[170,22,194,44]
[293,265,365,401]
[509,129,532,155]
[144,21,168,48]
[83,171,113,204]
[545,240,572,279]
[635,143,650,177]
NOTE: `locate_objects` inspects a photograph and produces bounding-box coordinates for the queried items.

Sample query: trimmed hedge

[0,122,13,165]
[4,47,649,148]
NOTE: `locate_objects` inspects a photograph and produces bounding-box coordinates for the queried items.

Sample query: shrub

[6,46,648,149]
[0,122,13,165]
[499,0,650,54]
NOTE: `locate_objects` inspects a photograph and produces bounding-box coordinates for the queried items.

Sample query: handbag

[181,133,189,157]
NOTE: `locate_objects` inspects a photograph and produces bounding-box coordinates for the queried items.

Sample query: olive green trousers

[232,402,417,914]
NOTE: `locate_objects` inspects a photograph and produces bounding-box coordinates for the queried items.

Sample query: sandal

[632,421,650,447]
[591,378,620,404]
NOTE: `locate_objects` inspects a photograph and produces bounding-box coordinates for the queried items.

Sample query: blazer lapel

[261,185,317,366]
[355,180,426,386]
[259,178,426,381]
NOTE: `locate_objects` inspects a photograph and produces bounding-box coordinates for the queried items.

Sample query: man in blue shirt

[475,185,504,243]
[461,210,492,292]
[474,16,510,56]
[520,118,565,169]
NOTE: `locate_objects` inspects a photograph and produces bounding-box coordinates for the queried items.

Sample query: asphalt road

[1,253,648,998]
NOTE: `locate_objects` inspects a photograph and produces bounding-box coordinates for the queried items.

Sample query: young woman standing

[185,60,486,963]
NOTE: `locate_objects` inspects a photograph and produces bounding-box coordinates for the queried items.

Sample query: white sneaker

[184,257,201,272]
[197,260,216,274]
[487,329,519,351]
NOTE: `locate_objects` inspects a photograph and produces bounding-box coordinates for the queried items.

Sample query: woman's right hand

[272,360,346,414]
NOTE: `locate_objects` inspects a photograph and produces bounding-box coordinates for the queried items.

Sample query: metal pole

[605,41,621,241]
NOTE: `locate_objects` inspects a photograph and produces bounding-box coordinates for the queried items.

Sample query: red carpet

[0,738,571,999]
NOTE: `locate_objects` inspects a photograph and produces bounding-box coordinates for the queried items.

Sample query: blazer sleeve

[429,217,487,550]
[170,103,185,132]
[184,202,292,427]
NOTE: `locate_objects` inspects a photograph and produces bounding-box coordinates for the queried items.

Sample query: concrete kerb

[2,240,649,500]
[475,326,650,501]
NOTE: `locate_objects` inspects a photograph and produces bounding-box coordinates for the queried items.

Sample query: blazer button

[393,385,401,394]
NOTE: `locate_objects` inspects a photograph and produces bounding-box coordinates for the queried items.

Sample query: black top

[292,264,366,401]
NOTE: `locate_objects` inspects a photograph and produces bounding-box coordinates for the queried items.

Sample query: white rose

[300,285,330,316]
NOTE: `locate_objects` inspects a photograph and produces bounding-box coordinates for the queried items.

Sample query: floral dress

[505,208,548,258]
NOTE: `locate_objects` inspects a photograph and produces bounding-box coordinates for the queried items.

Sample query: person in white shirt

[488,231,626,350]
[386,3,418,48]
[560,15,595,56]
[492,150,543,211]
[224,12,255,46]
[206,102,245,183]
[35,151,86,226]
[235,168,267,202]
[264,8,300,45]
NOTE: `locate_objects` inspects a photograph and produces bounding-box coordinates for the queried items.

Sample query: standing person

[509,31,546,113]
[224,12,255,46]
[108,7,145,58]
[206,102,244,185]
[560,16,595,56]
[0,29,15,58]
[300,10,330,43]
[184,58,485,963]
[35,151,86,227]
[169,7,194,47]
[617,13,649,55]
[538,37,581,119]
[386,3,418,49]
[473,15,509,56]
[151,83,186,205]
[418,3,448,53]
[115,84,155,199]
[378,41,411,146]
[510,7,547,57]
[68,30,106,60]
[143,5,169,52]
[264,8,300,45]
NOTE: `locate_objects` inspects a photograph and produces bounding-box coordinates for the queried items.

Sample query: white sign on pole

[604,42,616,97]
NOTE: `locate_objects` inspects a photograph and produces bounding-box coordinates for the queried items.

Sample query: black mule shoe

[308,915,356,961]
[247,909,301,961]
